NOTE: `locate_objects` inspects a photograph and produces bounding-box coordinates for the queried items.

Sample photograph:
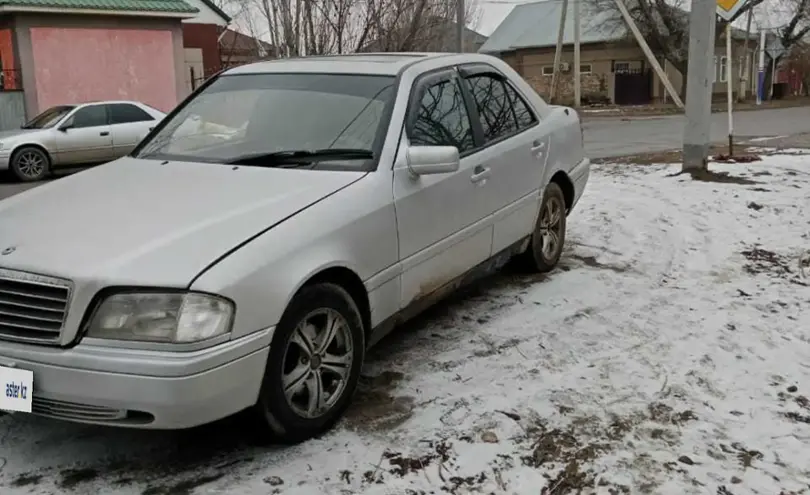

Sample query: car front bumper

[0,151,11,171]
[0,329,273,429]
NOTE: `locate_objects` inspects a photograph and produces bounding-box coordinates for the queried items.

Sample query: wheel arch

[549,170,575,211]
[297,265,372,341]
[11,142,53,166]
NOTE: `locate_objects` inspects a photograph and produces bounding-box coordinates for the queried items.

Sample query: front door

[108,103,157,158]
[393,69,494,308]
[459,66,551,254]
[52,104,114,166]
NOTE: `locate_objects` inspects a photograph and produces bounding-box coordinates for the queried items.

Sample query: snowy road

[2,150,810,494]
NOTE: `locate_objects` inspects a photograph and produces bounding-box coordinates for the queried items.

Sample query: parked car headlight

[86,292,234,343]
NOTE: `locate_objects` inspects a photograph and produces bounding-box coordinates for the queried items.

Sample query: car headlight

[86,292,234,343]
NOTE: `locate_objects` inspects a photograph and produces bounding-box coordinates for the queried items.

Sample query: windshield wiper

[224,148,373,166]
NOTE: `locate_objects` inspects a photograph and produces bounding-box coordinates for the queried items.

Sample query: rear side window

[110,103,154,124]
[409,78,475,153]
[504,83,537,128]
[464,75,519,142]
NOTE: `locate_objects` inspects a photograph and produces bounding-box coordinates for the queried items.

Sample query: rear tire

[10,146,50,182]
[251,283,365,444]
[515,182,567,273]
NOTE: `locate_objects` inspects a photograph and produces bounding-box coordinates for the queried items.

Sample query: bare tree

[761,0,810,97]
[245,0,480,57]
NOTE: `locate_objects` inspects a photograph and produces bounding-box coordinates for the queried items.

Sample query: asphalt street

[1,106,809,200]
[583,105,810,158]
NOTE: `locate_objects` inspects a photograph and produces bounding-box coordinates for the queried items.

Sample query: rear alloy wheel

[253,283,364,444]
[10,146,49,182]
[517,182,567,273]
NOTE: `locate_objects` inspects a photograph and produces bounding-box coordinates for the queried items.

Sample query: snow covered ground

[2,149,810,495]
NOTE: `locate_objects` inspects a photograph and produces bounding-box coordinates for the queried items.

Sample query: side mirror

[406,146,460,176]
[58,124,72,132]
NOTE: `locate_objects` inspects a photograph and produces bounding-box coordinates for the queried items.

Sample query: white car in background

[0,53,589,444]
[0,100,165,182]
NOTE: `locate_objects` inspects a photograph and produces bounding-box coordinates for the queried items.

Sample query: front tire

[10,146,50,182]
[516,182,567,272]
[252,283,365,444]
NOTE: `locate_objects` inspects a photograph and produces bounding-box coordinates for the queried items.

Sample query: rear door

[51,104,114,166]
[458,64,550,254]
[109,103,158,157]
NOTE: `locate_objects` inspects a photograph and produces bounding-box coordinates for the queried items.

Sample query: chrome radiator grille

[0,268,71,344]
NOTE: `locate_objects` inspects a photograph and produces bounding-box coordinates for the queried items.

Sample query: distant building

[480,0,758,105]
[181,0,231,92]
[219,28,276,70]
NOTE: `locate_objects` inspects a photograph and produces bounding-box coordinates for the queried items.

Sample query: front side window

[21,105,75,129]
[70,105,108,128]
[408,77,475,153]
[465,74,519,142]
[110,103,154,124]
[134,73,396,171]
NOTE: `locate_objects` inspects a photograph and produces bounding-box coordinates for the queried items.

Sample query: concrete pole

[573,0,581,107]
[550,0,568,103]
[456,0,464,52]
[682,0,716,172]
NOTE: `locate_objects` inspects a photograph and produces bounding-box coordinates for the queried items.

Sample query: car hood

[0,157,365,287]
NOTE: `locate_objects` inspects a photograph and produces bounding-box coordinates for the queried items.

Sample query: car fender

[189,172,399,341]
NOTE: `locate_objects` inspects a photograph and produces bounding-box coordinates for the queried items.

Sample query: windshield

[22,105,75,129]
[133,73,396,170]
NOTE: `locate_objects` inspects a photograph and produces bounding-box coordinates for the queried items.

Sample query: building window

[542,66,554,76]
[580,64,592,74]
[719,56,728,82]
[614,62,630,73]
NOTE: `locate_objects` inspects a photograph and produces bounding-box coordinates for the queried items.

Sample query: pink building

[0,0,200,125]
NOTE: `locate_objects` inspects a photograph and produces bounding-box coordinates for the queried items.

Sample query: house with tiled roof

[0,0,202,128]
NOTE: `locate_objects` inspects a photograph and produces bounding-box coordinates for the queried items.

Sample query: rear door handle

[471,165,491,183]
[100,131,110,136]
[531,139,545,152]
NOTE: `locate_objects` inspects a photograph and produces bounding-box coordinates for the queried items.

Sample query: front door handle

[531,139,545,152]
[471,165,491,183]
[100,131,110,136]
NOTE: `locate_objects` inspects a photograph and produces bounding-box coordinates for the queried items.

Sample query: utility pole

[550,0,568,104]
[757,29,766,104]
[738,6,753,101]
[682,0,716,172]
[456,0,464,53]
[573,0,581,107]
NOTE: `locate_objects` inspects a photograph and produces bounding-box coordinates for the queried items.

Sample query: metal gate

[0,70,26,131]
[614,69,653,105]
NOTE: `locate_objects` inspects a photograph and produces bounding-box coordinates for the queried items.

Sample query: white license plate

[0,365,33,413]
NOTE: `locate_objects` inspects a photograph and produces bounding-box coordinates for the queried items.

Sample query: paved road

[583,106,810,158]
[1,105,808,200]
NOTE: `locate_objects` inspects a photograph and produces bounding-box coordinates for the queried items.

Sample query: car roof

[224,52,500,77]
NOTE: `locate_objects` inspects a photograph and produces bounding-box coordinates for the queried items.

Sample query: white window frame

[580,64,593,74]
[719,56,728,83]
[541,66,554,76]
[614,61,631,73]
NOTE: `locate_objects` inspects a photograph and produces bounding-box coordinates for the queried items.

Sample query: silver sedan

[0,53,589,444]
[0,100,165,181]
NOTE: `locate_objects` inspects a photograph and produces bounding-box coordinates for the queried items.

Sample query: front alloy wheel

[253,283,364,444]
[11,146,49,182]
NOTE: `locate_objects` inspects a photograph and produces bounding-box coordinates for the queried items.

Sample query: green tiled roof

[0,0,199,14]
